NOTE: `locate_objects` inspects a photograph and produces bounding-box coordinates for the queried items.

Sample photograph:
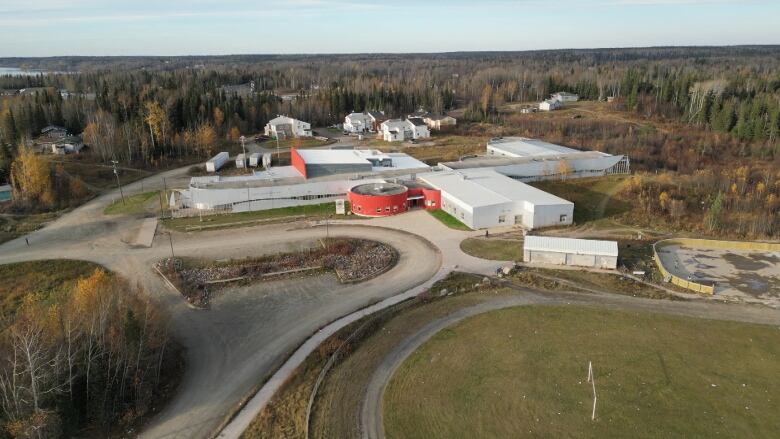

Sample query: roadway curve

[360,286,780,439]
[0,169,444,439]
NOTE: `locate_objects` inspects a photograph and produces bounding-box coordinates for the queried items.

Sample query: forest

[0,265,179,437]
[0,46,778,234]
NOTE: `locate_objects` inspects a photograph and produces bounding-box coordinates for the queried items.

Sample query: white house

[539,99,562,111]
[423,114,457,130]
[551,92,579,103]
[344,112,374,133]
[264,115,312,139]
[380,119,431,142]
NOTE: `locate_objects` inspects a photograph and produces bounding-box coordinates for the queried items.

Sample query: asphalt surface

[360,287,780,439]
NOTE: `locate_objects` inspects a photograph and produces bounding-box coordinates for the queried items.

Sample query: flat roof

[440,150,611,170]
[524,236,618,257]
[487,137,580,157]
[296,149,370,165]
[419,169,572,209]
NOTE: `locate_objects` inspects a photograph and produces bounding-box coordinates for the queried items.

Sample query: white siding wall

[529,203,574,229]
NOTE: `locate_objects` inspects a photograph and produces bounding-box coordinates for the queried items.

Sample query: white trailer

[206,152,229,172]
[249,152,261,167]
[236,153,247,169]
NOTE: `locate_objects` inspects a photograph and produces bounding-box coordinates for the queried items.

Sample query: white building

[344,112,374,133]
[551,92,579,102]
[523,236,618,269]
[419,168,573,230]
[539,99,562,111]
[443,137,630,182]
[264,115,312,139]
[423,114,457,130]
[380,118,431,142]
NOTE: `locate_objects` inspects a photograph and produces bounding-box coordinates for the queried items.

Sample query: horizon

[2,0,779,57]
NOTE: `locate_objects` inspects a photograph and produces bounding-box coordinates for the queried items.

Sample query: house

[264,115,312,139]
[407,118,430,139]
[539,99,562,111]
[344,112,374,134]
[380,118,431,142]
[423,114,457,130]
[380,120,408,142]
[50,136,85,155]
[41,125,69,139]
[367,111,388,131]
[221,82,255,98]
[551,92,579,103]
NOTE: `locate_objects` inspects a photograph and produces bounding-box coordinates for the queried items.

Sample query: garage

[523,236,618,269]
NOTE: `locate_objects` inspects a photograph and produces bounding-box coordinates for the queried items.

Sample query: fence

[652,238,780,295]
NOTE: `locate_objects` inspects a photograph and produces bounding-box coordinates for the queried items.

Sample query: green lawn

[428,209,471,231]
[258,137,328,149]
[385,306,780,439]
[0,260,107,316]
[104,191,161,215]
[460,237,523,261]
[161,201,350,232]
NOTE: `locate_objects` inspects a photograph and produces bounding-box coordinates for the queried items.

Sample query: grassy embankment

[161,201,352,232]
[385,306,780,439]
[0,259,107,316]
[104,191,161,215]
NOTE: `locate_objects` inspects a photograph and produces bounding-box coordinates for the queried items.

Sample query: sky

[1,0,779,57]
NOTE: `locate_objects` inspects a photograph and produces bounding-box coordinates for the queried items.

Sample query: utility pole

[240,135,249,174]
[111,160,125,205]
[276,133,281,162]
[167,232,176,265]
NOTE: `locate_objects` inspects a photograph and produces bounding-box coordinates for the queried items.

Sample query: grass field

[385,306,780,439]
[530,176,630,223]
[428,209,471,231]
[258,137,329,149]
[0,259,107,316]
[161,201,350,232]
[53,159,150,190]
[104,190,161,215]
[460,237,523,261]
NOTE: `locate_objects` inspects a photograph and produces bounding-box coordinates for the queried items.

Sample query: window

[498,215,506,223]
[460,212,465,220]
[560,214,568,222]
[376,207,381,213]
[357,205,362,211]
[385,207,390,213]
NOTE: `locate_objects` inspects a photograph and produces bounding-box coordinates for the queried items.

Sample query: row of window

[354,204,402,214]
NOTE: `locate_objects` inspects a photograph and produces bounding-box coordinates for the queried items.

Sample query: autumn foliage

[0,269,178,438]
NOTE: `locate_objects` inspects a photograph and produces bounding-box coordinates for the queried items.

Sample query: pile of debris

[155,239,397,308]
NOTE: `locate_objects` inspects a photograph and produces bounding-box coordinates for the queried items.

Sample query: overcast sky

[1,0,778,57]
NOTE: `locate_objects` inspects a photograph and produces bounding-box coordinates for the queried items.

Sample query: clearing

[104,190,162,215]
[460,235,524,261]
[385,306,780,439]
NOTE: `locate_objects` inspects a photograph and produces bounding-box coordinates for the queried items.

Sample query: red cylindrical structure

[348,183,409,217]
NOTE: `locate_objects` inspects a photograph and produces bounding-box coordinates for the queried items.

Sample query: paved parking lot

[658,244,780,306]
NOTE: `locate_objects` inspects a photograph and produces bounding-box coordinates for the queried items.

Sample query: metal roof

[419,169,572,209]
[524,236,618,257]
[487,137,580,157]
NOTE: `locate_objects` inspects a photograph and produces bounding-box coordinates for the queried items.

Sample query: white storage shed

[523,236,618,269]
[206,152,229,172]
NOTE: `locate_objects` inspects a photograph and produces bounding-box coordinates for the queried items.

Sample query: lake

[0,67,60,76]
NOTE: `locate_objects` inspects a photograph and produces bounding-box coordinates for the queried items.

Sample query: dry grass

[460,237,524,261]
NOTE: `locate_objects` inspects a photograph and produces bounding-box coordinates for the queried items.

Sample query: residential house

[264,115,312,139]
[367,111,388,132]
[344,112,374,133]
[50,136,85,155]
[41,125,69,139]
[423,114,457,130]
[380,118,430,142]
